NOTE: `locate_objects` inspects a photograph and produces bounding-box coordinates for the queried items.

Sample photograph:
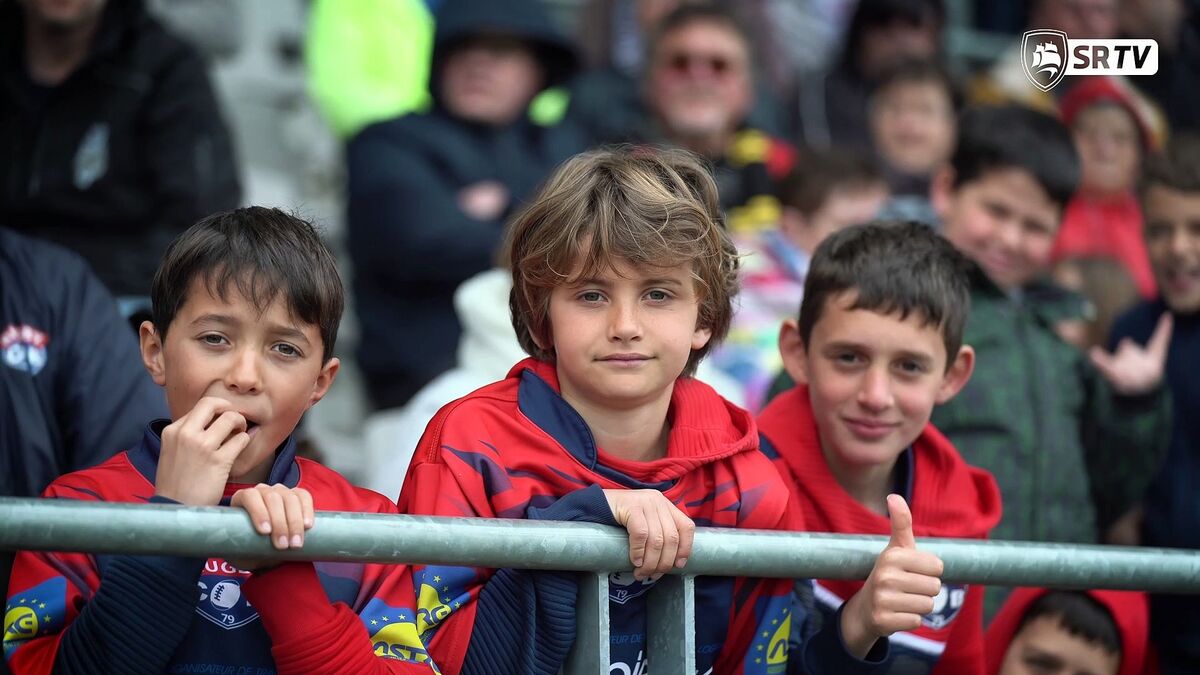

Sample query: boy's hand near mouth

[154,396,252,506]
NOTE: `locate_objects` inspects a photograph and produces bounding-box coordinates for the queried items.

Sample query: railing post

[647,574,696,675]
[564,572,610,674]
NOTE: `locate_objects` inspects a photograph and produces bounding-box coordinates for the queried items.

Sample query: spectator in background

[0,0,241,299]
[868,59,959,226]
[1052,77,1162,300]
[635,4,797,233]
[0,226,168,656]
[1109,135,1200,674]
[347,0,586,410]
[796,0,944,152]
[711,150,888,411]
[985,589,1149,675]
[1120,0,1200,133]
[927,106,1171,616]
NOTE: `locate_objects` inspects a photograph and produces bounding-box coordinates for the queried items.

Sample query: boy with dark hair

[4,207,434,674]
[984,589,1148,675]
[397,148,931,674]
[1109,134,1200,673]
[928,106,1171,560]
[712,150,888,410]
[760,220,1001,673]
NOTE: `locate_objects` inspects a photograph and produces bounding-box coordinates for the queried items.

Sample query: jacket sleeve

[930,584,986,675]
[346,124,504,286]
[241,562,434,674]
[141,42,241,235]
[395,410,610,675]
[1081,360,1172,532]
[56,255,167,475]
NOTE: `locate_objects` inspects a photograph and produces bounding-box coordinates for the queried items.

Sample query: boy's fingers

[655,507,680,576]
[673,511,695,568]
[281,489,306,547]
[1088,347,1119,380]
[886,494,916,549]
[206,410,248,445]
[181,397,231,434]
[625,507,649,570]
[235,489,272,534]
[297,488,315,529]
[264,488,290,550]
[1148,313,1174,362]
[638,509,665,579]
[215,430,252,462]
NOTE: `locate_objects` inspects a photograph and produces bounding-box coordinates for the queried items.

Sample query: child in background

[713,150,888,410]
[760,221,1000,673]
[4,208,435,674]
[397,148,934,674]
[984,589,1148,675]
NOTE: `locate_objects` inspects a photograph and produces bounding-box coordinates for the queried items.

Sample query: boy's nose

[857,369,894,412]
[607,300,643,341]
[224,348,263,393]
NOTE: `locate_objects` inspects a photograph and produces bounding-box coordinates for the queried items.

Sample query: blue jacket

[346,0,587,409]
[1111,300,1199,671]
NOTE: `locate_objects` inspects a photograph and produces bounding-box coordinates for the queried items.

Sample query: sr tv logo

[1021,30,1158,91]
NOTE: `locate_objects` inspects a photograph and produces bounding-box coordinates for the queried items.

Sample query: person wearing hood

[759,221,1001,674]
[984,588,1149,675]
[0,0,242,299]
[346,0,588,411]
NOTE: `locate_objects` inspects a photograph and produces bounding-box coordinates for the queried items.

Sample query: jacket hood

[1,0,149,69]
[507,357,760,483]
[431,0,578,96]
[760,384,1002,538]
[984,588,1149,675]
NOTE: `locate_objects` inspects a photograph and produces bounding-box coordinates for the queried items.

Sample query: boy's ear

[778,319,809,386]
[935,344,975,404]
[306,357,341,410]
[930,164,956,221]
[691,324,713,351]
[139,320,167,386]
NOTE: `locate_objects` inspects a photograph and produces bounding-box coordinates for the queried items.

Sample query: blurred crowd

[3,0,1200,672]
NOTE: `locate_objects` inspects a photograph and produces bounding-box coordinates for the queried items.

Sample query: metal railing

[3,497,1199,674]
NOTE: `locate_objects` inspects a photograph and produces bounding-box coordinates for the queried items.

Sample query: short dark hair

[151,207,344,362]
[777,149,885,217]
[647,4,750,63]
[1018,591,1122,658]
[951,105,1080,209]
[839,0,945,70]
[1141,132,1200,197]
[798,220,971,367]
[871,58,962,112]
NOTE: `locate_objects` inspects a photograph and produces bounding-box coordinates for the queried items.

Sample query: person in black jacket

[346,0,586,410]
[0,0,241,298]
[0,226,168,668]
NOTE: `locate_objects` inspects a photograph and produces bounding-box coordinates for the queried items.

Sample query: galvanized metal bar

[1,498,1199,592]
[563,572,609,675]
[647,574,696,675]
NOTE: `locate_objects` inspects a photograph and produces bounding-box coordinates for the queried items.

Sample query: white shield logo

[1022,30,1070,92]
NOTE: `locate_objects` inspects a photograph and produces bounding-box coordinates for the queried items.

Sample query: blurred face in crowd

[998,616,1120,675]
[1033,0,1119,40]
[934,167,1062,290]
[780,292,972,476]
[18,0,106,30]
[1073,102,1142,198]
[870,80,956,177]
[1143,184,1200,314]
[781,183,890,255]
[857,17,940,80]
[441,35,544,126]
[646,19,753,150]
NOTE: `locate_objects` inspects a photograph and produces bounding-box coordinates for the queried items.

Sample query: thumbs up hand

[839,495,945,658]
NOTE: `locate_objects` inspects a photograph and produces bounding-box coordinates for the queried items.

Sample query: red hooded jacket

[984,588,1149,675]
[759,385,1003,674]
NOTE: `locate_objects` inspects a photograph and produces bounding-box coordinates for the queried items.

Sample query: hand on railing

[603,489,696,581]
[229,484,315,570]
[838,494,945,659]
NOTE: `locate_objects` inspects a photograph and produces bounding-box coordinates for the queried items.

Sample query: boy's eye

[897,360,926,375]
[579,291,604,303]
[645,289,671,302]
[834,352,862,365]
[200,334,227,346]
[273,343,301,358]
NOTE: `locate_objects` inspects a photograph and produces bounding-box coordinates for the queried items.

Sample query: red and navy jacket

[397,358,886,675]
[3,422,435,675]
[759,385,1002,675]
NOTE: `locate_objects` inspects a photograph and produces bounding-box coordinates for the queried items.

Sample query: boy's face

[1144,184,1200,314]
[1073,103,1141,197]
[140,278,338,481]
[870,81,956,176]
[545,258,711,414]
[781,183,890,255]
[934,167,1062,290]
[999,616,1120,675]
[779,292,973,470]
